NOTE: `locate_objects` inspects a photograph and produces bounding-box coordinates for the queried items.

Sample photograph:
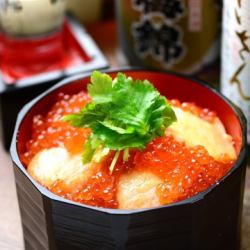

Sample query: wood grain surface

[0,20,249,250]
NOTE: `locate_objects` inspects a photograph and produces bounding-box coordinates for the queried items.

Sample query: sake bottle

[221,0,250,144]
[116,0,221,75]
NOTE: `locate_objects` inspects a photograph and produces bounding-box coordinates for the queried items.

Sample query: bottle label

[119,0,220,73]
[221,0,250,142]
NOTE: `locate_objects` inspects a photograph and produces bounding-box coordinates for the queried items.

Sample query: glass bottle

[221,0,250,147]
[116,0,221,75]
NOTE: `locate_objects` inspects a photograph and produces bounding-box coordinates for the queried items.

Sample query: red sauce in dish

[20,92,235,209]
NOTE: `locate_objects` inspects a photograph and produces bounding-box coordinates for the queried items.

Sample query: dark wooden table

[0,20,249,250]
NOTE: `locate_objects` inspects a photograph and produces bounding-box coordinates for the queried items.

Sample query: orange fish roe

[49,151,136,208]
[134,136,234,205]
[50,167,119,208]
[47,136,234,208]
[21,92,91,165]
[170,99,217,122]
[21,92,235,209]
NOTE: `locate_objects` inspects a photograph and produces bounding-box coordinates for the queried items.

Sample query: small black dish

[0,16,108,150]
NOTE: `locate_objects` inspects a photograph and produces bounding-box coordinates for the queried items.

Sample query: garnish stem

[123,148,129,162]
[109,150,120,174]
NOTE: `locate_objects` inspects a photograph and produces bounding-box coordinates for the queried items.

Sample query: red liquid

[1,29,65,82]
[0,33,4,62]
[0,22,92,84]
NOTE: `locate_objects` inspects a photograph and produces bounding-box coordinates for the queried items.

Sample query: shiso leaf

[64,71,177,172]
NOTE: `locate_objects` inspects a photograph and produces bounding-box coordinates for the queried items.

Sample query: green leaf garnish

[64,71,177,172]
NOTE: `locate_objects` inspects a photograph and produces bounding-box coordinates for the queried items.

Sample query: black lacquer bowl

[10,70,247,250]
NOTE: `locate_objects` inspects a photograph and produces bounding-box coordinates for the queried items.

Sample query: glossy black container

[10,70,247,250]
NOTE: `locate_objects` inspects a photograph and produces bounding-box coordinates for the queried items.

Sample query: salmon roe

[50,151,136,208]
[21,92,235,209]
[170,99,217,122]
[134,136,234,204]
[21,92,91,166]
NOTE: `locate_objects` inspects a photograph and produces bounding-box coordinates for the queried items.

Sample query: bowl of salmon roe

[10,69,247,250]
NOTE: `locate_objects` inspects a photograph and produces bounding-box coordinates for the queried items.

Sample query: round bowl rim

[10,67,248,215]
